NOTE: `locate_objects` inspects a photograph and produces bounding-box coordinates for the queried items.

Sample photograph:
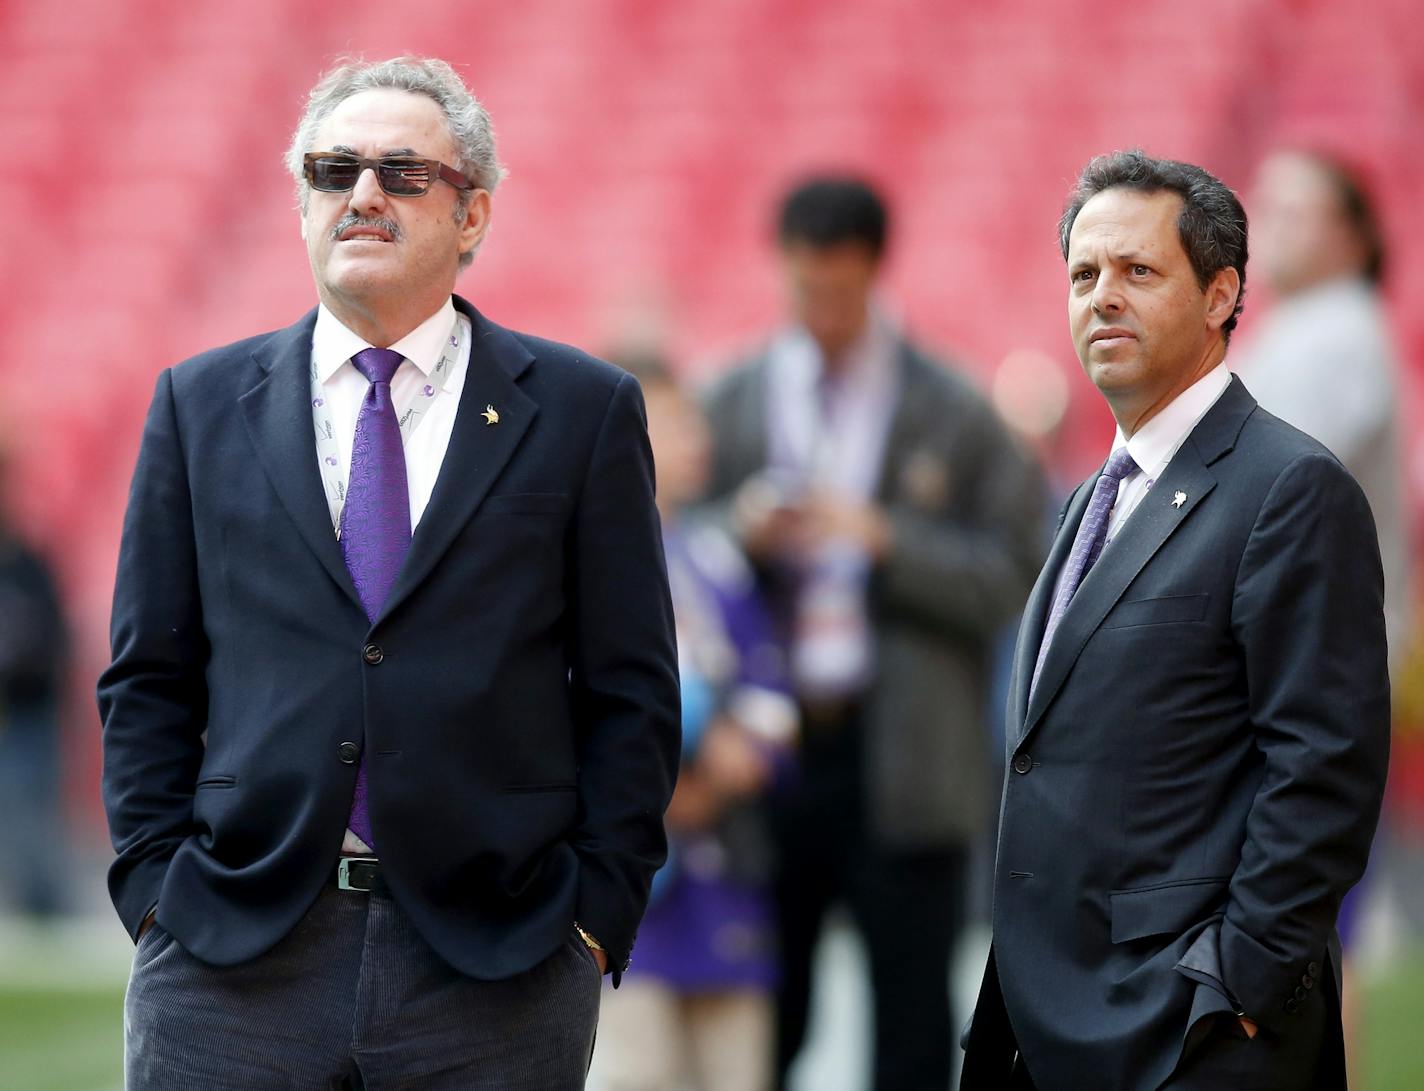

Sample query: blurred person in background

[591,354,797,1091]
[702,178,1046,1091]
[1235,148,1412,675]
[0,453,71,918]
[963,150,1389,1091]
[1237,147,1417,1085]
[98,56,678,1090]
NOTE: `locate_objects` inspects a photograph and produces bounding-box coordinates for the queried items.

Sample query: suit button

[362,643,384,665]
[1285,997,1299,1014]
[1307,961,1320,977]
[1293,985,1307,1002]
[338,741,360,764]
[1302,973,1314,989]
[1012,754,1033,775]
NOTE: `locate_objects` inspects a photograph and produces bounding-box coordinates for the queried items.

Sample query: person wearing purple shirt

[591,356,797,1091]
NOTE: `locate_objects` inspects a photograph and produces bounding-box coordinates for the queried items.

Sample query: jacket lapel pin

[1172,491,1187,508]
[482,404,500,426]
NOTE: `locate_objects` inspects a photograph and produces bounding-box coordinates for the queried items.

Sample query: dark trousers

[774,703,967,1091]
[1162,959,1337,1091]
[0,707,71,915]
[125,884,602,1090]
[960,951,1028,1091]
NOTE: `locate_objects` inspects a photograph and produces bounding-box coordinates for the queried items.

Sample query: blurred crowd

[583,155,1418,1091]
[2,151,1419,1090]
[0,453,71,921]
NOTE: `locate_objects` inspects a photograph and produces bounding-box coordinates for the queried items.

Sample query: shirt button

[338,741,360,764]
[1012,754,1033,775]
[362,643,384,665]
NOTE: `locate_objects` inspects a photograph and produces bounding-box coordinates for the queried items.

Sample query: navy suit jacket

[99,297,680,981]
[963,378,1389,1090]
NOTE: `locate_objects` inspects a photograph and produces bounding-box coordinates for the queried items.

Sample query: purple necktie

[341,347,410,848]
[1029,447,1139,699]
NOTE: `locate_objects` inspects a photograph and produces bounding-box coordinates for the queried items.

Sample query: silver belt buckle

[337,856,379,891]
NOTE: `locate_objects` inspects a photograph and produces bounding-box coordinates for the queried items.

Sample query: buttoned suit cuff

[1219,918,1326,1033]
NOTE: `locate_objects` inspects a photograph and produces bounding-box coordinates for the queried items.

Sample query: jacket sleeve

[97,369,210,941]
[565,372,681,979]
[1222,452,1390,1031]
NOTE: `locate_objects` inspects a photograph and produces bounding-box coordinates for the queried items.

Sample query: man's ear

[1205,266,1241,334]
[459,190,493,258]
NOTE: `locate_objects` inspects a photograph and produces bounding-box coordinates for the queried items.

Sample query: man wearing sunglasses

[100,56,679,1090]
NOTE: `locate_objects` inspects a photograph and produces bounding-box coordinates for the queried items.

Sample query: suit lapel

[873,343,927,500]
[733,362,771,488]
[239,309,363,610]
[1007,480,1091,746]
[1020,457,1217,742]
[1016,377,1258,748]
[377,301,536,622]
[237,299,541,624]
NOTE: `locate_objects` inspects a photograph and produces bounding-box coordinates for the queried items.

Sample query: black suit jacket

[99,297,680,982]
[963,378,1389,1090]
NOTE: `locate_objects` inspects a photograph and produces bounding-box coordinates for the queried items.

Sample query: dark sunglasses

[303,153,475,197]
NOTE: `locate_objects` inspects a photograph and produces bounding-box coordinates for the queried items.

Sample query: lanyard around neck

[309,313,469,535]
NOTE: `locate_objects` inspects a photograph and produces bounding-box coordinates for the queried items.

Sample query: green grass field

[0,989,123,1091]
[1359,953,1424,1091]
[1,934,1421,1090]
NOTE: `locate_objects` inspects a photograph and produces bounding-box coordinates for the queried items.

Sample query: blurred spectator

[591,354,797,1091]
[1235,146,1416,1085]
[1234,148,1413,673]
[0,458,71,917]
[701,178,1045,1090]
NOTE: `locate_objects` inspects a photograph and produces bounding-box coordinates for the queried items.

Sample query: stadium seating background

[2,0,1419,824]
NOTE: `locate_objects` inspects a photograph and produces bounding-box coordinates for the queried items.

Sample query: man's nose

[347,166,388,216]
[1090,270,1124,315]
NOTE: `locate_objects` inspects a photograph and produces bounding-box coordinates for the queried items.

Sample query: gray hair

[1059,149,1248,342]
[286,56,506,267]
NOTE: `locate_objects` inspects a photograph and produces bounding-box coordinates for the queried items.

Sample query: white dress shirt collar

[312,297,458,382]
[1112,361,1232,476]
[775,306,899,394]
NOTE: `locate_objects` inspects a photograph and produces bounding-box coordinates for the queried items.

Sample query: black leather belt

[332,856,389,895]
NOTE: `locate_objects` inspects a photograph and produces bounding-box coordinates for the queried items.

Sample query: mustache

[330,214,402,242]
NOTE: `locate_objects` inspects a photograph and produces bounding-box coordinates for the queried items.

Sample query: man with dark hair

[779,178,890,255]
[962,150,1389,1090]
[1056,150,1250,344]
[704,176,1046,1090]
[99,56,679,1089]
